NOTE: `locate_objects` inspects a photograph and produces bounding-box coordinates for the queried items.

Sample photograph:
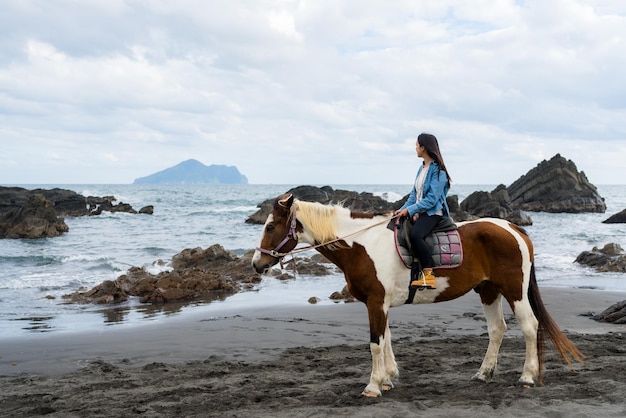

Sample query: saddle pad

[425,230,463,268]
[392,218,463,269]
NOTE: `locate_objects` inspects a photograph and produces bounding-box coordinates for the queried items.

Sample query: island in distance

[133,159,248,185]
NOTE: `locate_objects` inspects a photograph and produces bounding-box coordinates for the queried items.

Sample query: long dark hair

[418,132,451,187]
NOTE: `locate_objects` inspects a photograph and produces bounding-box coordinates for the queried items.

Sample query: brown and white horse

[252,194,584,397]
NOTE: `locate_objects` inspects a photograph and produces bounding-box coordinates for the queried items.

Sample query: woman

[395,133,451,289]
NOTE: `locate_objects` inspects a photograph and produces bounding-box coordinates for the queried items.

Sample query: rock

[446,195,476,222]
[0,191,69,239]
[574,243,626,273]
[63,244,262,305]
[600,243,624,256]
[247,185,523,226]
[139,205,154,215]
[295,258,332,275]
[459,184,533,226]
[592,300,626,324]
[603,208,626,224]
[246,185,403,224]
[329,285,357,303]
[507,154,606,213]
[0,186,152,239]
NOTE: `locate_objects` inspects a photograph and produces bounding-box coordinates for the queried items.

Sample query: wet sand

[1,287,625,417]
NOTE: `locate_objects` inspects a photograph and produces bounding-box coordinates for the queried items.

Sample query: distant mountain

[133,159,248,185]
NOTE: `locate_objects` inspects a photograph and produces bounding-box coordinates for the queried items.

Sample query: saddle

[387,216,463,269]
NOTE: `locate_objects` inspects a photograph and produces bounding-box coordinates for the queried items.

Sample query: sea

[1,184,625,337]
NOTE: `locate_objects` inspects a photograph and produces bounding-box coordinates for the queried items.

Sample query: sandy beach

[1,287,625,417]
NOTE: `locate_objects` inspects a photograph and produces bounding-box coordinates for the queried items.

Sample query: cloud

[0,0,625,185]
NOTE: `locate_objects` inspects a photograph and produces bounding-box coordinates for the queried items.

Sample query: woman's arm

[409,168,447,216]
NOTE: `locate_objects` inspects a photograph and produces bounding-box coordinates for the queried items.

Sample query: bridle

[255,206,299,263]
[256,204,400,269]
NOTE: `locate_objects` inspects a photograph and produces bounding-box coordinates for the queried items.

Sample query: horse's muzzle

[252,261,271,274]
[251,250,275,274]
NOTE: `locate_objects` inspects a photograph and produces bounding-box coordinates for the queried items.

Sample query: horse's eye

[266,223,275,233]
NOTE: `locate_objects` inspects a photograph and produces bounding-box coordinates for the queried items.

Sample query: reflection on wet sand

[8,291,237,332]
[95,291,235,324]
[10,316,56,332]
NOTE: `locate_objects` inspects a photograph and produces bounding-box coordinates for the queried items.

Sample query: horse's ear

[278,194,294,208]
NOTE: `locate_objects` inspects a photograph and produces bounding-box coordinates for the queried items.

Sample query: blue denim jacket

[400,162,450,217]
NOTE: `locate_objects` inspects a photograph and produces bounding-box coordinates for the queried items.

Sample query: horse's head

[252,193,299,274]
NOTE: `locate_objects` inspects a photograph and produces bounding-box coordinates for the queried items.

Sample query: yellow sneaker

[410,268,437,290]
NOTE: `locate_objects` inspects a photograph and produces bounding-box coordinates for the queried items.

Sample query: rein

[257,207,400,267]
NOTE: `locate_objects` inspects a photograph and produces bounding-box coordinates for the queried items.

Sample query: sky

[1,0,625,186]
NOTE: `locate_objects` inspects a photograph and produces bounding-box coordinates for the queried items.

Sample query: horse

[251,193,585,397]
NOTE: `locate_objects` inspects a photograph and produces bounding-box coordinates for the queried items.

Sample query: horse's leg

[362,300,389,397]
[472,289,507,383]
[511,297,539,386]
[381,320,399,391]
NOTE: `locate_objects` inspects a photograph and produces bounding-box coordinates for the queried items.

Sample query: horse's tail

[528,262,585,384]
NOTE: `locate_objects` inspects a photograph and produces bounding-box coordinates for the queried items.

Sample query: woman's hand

[395,208,409,218]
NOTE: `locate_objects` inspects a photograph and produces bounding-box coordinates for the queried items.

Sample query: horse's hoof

[382,384,393,391]
[516,378,536,388]
[362,384,382,397]
[471,373,490,383]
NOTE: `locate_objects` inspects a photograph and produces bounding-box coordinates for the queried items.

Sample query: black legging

[408,213,442,269]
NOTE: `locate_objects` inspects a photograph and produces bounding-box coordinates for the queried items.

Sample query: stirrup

[410,270,437,290]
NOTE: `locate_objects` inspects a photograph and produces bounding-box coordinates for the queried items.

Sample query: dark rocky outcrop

[593,300,626,324]
[62,245,356,306]
[459,184,533,226]
[246,185,530,226]
[0,191,69,239]
[574,243,626,273]
[0,186,151,239]
[63,244,261,304]
[246,185,404,224]
[507,154,606,213]
[139,205,154,215]
[603,208,626,224]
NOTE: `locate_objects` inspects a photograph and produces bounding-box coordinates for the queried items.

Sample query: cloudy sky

[1,1,625,185]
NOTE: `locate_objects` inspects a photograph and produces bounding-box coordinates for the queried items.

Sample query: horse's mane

[293,199,339,245]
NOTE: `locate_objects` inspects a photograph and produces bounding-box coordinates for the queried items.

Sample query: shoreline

[2,287,624,378]
[1,286,625,417]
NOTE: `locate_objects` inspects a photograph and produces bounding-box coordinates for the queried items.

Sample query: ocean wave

[1,272,93,291]
[61,254,112,264]
[143,246,170,256]
[0,255,58,267]
[185,206,258,216]
[373,191,403,203]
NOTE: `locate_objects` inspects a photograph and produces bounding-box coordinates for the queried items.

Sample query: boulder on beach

[593,300,626,324]
[63,244,262,304]
[62,243,353,306]
[507,154,606,213]
[574,243,626,273]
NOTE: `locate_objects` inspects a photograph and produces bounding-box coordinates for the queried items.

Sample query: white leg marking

[514,298,539,386]
[381,323,398,390]
[472,295,507,383]
[363,339,385,397]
